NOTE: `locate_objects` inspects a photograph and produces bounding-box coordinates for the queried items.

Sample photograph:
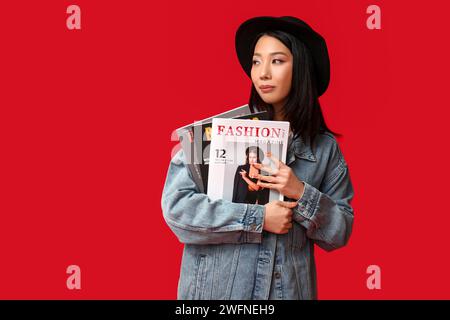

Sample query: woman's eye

[252,59,283,65]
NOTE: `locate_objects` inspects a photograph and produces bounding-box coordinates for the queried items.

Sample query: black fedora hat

[235,16,330,97]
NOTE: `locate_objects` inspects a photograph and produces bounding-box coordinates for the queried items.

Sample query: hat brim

[235,16,330,96]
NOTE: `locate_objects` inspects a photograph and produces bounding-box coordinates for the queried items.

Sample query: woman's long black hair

[248,30,341,144]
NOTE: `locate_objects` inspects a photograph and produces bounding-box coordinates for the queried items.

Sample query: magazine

[175,104,251,193]
[194,111,269,194]
[207,118,290,205]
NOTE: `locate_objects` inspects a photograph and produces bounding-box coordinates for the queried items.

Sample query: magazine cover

[207,118,290,204]
[195,110,269,193]
[175,104,251,193]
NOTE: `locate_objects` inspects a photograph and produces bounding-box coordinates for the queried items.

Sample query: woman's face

[248,152,258,164]
[251,35,293,108]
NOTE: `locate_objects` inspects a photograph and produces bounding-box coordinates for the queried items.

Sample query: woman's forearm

[242,176,260,190]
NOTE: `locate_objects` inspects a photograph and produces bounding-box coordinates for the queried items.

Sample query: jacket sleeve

[161,149,266,245]
[292,140,355,252]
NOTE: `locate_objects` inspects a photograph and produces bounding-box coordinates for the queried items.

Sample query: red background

[1,0,449,299]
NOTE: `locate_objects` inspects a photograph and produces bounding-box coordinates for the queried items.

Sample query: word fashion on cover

[216,124,287,139]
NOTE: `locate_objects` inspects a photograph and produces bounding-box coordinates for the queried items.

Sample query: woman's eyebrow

[253,52,289,57]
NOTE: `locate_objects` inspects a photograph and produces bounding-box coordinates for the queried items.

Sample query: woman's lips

[260,86,275,93]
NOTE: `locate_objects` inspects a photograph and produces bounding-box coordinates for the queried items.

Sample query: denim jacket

[161,130,354,300]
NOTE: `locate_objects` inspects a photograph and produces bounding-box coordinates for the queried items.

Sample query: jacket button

[275,272,281,279]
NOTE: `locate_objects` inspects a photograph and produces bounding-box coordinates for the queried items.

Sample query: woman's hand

[252,153,305,200]
[239,169,247,178]
[263,200,297,234]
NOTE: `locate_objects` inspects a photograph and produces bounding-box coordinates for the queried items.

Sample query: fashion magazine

[207,118,290,204]
[194,110,269,193]
[175,104,252,193]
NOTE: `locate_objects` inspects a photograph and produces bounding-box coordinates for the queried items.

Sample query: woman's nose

[259,61,271,79]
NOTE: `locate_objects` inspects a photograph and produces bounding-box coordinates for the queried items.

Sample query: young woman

[161,16,355,300]
[232,146,270,205]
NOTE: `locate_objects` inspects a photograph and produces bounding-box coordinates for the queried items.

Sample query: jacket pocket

[192,254,207,300]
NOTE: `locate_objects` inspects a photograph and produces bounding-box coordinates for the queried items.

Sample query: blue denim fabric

[161,131,354,299]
